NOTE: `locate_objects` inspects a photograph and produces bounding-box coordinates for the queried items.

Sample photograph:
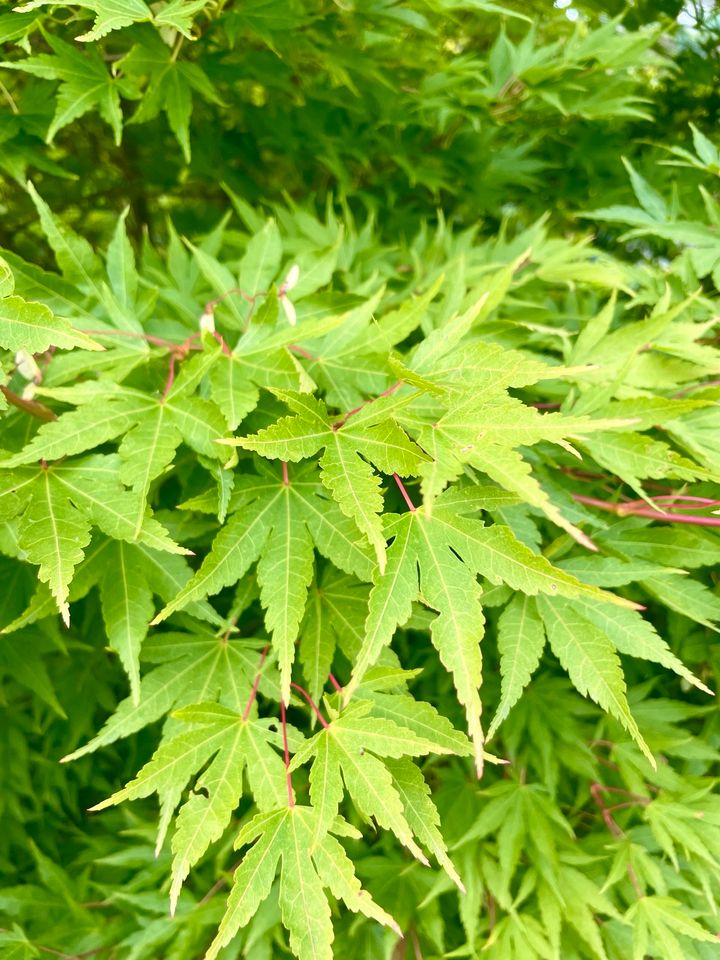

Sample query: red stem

[393,473,416,512]
[290,682,329,729]
[328,672,343,693]
[289,344,317,361]
[209,329,232,356]
[241,646,270,721]
[80,328,178,349]
[280,701,295,808]
[332,380,403,431]
[161,354,176,400]
[673,378,720,397]
[205,286,260,310]
[622,495,720,510]
[281,461,289,486]
[572,493,720,527]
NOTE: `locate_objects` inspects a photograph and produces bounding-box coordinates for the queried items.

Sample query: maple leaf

[90,701,293,914]
[288,699,459,867]
[13,0,153,41]
[626,896,718,960]
[0,33,134,145]
[227,389,430,572]
[1,378,231,532]
[0,455,186,625]
[344,483,630,773]
[202,289,351,430]
[153,461,376,700]
[205,806,400,960]
[62,630,269,761]
[120,31,222,162]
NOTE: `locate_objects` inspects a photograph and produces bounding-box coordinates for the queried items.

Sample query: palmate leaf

[120,31,222,161]
[345,484,630,772]
[90,702,290,914]
[626,896,718,960]
[62,629,267,761]
[0,455,185,624]
[0,33,129,145]
[288,699,461,872]
[204,293,348,430]
[13,0,153,41]
[2,383,230,530]
[228,389,430,572]
[153,461,376,700]
[206,806,400,960]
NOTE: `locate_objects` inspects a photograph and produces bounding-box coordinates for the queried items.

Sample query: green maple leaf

[0,455,186,624]
[581,430,720,499]
[206,806,400,960]
[203,292,350,430]
[13,0,153,41]
[1,33,134,145]
[2,379,231,530]
[345,484,629,772]
[154,461,376,699]
[228,389,430,572]
[90,701,292,913]
[288,699,458,867]
[296,280,443,409]
[120,32,222,162]
[626,896,718,960]
[62,629,269,762]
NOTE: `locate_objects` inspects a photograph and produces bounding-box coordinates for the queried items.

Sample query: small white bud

[280,296,297,327]
[280,263,300,294]
[199,308,216,334]
[15,349,41,383]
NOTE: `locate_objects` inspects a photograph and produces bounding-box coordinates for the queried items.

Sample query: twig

[328,672,343,693]
[572,493,720,527]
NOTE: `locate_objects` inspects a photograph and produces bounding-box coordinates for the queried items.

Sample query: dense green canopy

[1,2,719,959]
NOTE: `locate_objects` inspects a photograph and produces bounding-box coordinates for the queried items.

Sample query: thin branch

[282,461,289,486]
[572,493,720,527]
[328,672,343,693]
